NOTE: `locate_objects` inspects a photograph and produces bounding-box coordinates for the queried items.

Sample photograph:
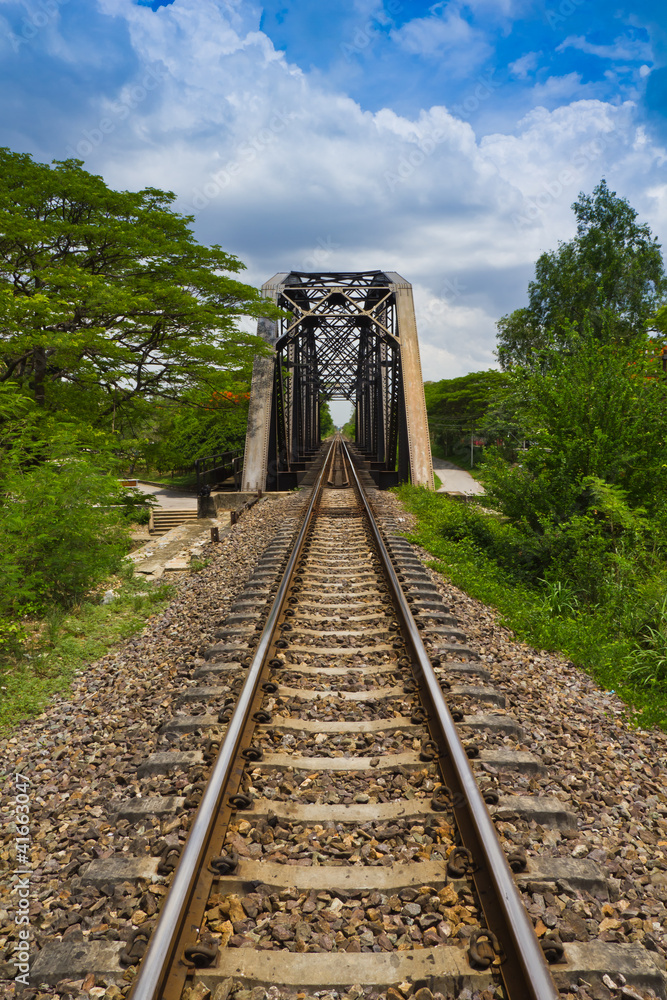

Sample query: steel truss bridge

[242,270,434,492]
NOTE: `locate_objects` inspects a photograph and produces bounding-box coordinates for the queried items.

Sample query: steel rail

[341,438,559,1000]
[128,439,337,1000]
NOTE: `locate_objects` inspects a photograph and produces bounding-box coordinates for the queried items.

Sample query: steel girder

[242,271,434,492]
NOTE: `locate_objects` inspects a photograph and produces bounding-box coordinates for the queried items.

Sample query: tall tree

[497,180,666,369]
[484,332,667,521]
[144,385,251,475]
[0,149,279,419]
[424,369,509,455]
[319,399,335,438]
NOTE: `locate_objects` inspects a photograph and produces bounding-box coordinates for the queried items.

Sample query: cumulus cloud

[12,0,666,383]
[416,290,499,377]
[390,2,493,73]
[97,2,666,374]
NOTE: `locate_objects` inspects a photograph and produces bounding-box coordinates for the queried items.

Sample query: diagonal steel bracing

[242,271,434,492]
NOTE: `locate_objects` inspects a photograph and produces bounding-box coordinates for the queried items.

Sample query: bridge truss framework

[242,270,434,492]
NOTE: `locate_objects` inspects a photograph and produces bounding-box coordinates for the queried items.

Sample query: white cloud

[556,33,653,63]
[509,51,541,80]
[442,0,530,26]
[390,2,493,72]
[65,0,667,383]
[416,289,499,376]
[530,72,591,105]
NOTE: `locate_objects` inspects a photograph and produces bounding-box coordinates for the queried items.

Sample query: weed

[395,485,667,730]
[0,571,175,732]
[625,595,667,688]
[43,607,65,647]
[538,579,582,619]
[0,618,27,656]
[149,583,176,603]
[189,558,210,573]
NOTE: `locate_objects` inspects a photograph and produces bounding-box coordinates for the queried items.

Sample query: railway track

[28,438,667,1000]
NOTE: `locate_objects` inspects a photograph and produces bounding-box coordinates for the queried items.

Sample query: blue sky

[259,1,662,125]
[1,0,666,414]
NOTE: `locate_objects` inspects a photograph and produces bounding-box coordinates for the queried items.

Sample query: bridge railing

[195,450,243,492]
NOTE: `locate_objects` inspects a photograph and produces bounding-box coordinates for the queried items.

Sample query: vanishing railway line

[126,435,555,1000]
[28,437,667,1000]
[12,265,667,1000]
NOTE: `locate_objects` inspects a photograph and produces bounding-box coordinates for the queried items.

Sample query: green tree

[341,411,355,440]
[652,305,667,348]
[147,385,250,474]
[479,331,667,599]
[424,369,509,457]
[484,332,667,517]
[0,149,278,421]
[0,393,130,612]
[497,180,666,369]
[319,398,335,438]
[495,308,544,371]
[0,457,130,613]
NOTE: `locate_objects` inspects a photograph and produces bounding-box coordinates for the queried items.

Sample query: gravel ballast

[0,495,304,999]
[2,485,667,1000]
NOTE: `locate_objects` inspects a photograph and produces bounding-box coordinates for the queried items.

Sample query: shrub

[0,457,130,613]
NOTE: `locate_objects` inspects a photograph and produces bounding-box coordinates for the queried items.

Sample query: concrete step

[150,509,199,535]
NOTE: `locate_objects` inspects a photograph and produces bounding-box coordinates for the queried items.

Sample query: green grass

[396,484,667,731]
[189,557,211,572]
[0,570,175,732]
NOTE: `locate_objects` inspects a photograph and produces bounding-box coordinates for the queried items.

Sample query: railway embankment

[1,474,666,1000]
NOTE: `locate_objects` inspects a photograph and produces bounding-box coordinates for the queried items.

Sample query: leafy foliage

[424,369,509,458]
[145,386,250,474]
[0,149,278,419]
[319,399,335,438]
[626,593,667,688]
[395,485,667,729]
[0,149,292,721]
[414,182,667,703]
[481,332,667,528]
[0,150,282,615]
[0,415,131,613]
[495,308,544,372]
[341,412,356,440]
[497,180,667,369]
